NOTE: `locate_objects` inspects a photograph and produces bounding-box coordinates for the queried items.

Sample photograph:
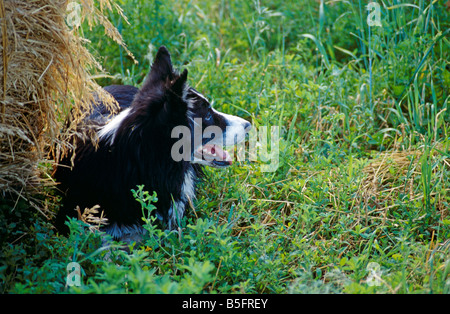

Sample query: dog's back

[89,85,138,122]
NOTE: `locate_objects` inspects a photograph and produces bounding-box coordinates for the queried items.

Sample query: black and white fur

[54,46,251,242]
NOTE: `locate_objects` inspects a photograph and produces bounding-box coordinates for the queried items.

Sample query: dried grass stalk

[0,0,134,213]
[360,146,448,216]
[75,205,109,233]
[362,150,421,186]
[360,150,421,213]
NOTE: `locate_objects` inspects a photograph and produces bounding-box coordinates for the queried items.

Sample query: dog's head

[135,46,251,168]
[184,88,251,168]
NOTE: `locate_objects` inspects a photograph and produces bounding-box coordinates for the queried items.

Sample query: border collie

[54,46,251,242]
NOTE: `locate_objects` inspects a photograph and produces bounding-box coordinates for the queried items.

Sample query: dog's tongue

[201,144,232,163]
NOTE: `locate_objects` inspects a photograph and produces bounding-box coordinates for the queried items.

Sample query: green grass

[1,0,449,294]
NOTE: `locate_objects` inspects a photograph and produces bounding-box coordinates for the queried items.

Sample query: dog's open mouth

[194,144,232,167]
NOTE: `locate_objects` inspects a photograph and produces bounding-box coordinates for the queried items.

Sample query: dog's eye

[205,112,213,122]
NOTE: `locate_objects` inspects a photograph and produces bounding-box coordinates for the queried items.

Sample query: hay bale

[0,0,134,213]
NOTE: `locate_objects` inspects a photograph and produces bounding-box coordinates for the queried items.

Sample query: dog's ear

[146,46,174,84]
[170,69,188,96]
[164,69,188,115]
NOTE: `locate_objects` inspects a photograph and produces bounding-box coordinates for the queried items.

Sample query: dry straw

[0,0,135,215]
[360,145,449,225]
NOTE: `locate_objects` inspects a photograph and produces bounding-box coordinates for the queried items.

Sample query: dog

[54,46,251,242]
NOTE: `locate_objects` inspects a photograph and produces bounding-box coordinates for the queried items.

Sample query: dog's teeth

[212,153,217,157]
[203,148,208,153]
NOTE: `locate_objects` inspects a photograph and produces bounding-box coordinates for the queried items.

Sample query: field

[1,0,449,294]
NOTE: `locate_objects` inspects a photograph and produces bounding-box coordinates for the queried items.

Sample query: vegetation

[1,0,449,293]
